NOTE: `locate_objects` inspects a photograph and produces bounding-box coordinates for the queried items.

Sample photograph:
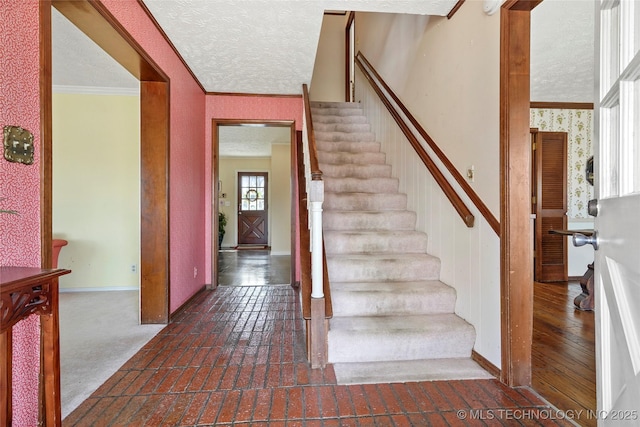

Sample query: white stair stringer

[310,101,491,384]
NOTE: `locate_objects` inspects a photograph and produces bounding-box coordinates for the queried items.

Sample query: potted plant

[218,211,227,247]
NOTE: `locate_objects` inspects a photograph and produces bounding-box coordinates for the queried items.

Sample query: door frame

[345,11,355,102]
[40,0,171,323]
[500,0,543,386]
[211,119,296,288]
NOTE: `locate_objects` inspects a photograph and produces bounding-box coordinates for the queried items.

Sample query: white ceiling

[52,0,595,156]
[218,126,290,157]
[531,0,595,103]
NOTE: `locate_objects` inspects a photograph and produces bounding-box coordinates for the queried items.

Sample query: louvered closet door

[535,131,568,282]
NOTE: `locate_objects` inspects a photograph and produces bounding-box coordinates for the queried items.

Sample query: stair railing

[300,83,331,368]
[355,52,500,235]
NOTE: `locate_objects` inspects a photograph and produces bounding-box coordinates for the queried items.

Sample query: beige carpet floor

[59,290,164,419]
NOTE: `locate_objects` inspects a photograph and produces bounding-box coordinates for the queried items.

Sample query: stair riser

[328,328,475,363]
[317,141,381,153]
[331,291,455,317]
[312,115,368,124]
[318,151,386,165]
[324,194,407,211]
[315,131,376,142]
[324,232,428,254]
[311,101,360,109]
[320,164,392,179]
[311,108,364,116]
[326,257,440,282]
[323,211,417,231]
[324,177,399,194]
[314,123,371,133]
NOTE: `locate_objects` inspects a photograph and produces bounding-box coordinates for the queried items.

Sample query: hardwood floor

[533,280,596,426]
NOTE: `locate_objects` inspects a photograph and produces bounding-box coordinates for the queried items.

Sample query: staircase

[311,101,492,384]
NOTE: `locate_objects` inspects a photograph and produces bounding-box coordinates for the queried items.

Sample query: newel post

[309,178,327,367]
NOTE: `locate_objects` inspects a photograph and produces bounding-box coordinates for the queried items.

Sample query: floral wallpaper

[530,108,594,219]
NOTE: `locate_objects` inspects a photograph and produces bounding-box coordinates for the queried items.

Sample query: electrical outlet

[131,264,137,273]
[193,267,198,278]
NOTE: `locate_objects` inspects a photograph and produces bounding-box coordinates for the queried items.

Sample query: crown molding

[53,85,139,96]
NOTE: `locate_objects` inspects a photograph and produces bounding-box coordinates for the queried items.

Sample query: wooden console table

[1,267,70,427]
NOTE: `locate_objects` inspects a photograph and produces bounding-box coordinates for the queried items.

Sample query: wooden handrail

[302,84,323,181]
[299,88,332,320]
[356,52,501,235]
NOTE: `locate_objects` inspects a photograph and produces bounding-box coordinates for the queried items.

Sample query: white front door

[595,1,640,423]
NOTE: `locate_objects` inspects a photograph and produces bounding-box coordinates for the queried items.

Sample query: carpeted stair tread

[320,163,392,178]
[326,253,440,282]
[324,192,407,211]
[316,140,381,153]
[327,314,476,363]
[318,151,386,165]
[315,130,376,142]
[324,176,400,193]
[311,101,485,381]
[314,122,371,133]
[324,211,417,231]
[332,358,494,384]
[324,230,428,254]
[311,101,360,109]
[330,280,456,317]
[312,114,369,124]
[311,107,365,117]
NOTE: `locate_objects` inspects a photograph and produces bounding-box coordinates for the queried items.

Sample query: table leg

[574,263,594,311]
[1,328,12,426]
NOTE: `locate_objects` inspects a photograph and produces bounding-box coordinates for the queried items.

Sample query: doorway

[531,130,568,282]
[501,0,597,415]
[42,0,170,323]
[211,120,296,288]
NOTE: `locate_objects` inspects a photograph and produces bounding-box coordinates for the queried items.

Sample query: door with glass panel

[237,172,268,246]
[594,0,640,422]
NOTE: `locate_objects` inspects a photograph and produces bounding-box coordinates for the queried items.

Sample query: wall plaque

[3,125,34,165]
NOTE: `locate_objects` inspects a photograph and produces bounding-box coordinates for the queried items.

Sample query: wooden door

[237,172,268,246]
[595,1,640,422]
[533,131,568,282]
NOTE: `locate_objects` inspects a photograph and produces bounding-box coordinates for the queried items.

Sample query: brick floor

[64,285,573,426]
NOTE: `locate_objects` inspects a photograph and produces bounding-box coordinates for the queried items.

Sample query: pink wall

[204,95,303,283]
[1,0,206,423]
[101,0,207,313]
[1,1,45,425]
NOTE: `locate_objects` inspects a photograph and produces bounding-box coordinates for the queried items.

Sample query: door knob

[573,231,599,250]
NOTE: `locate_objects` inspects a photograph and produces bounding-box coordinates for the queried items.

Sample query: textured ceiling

[218,126,291,157]
[52,8,138,90]
[530,0,595,103]
[140,0,459,94]
[51,0,595,155]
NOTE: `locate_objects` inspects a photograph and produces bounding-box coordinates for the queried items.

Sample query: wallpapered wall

[530,108,594,219]
[0,1,44,425]
[101,0,207,314]
[204,95,303,284]
[2,0,207,423]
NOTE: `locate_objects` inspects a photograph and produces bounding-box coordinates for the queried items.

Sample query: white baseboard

[59,286,139,293]
[270,251,291,256]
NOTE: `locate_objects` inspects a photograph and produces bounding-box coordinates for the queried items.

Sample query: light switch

[467,165,475,182]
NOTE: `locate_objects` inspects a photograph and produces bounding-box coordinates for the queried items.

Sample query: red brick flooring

[64,286,573,426]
